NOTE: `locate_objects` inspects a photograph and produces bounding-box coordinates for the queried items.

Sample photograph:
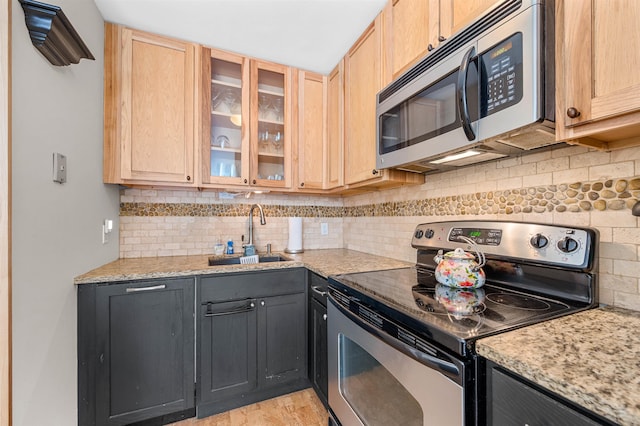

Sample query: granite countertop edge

[476,306,640,425]
[74,249,414,285]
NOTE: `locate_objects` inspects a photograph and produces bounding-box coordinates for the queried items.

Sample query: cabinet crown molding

[19,0,95,66]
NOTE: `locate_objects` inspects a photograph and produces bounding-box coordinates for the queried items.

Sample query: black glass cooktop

[329,267,588,356]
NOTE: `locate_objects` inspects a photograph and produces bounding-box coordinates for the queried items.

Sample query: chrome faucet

[247,203,266,248]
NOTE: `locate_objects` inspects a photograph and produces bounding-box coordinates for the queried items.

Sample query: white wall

[11,1,119,425]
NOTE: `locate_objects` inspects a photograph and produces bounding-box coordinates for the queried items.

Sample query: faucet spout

[248,204,266,247]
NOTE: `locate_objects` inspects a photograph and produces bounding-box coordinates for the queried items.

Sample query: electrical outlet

[321,222,329,235]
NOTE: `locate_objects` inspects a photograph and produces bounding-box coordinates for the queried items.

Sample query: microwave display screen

[480,33,523,117]
[490,40,513,60]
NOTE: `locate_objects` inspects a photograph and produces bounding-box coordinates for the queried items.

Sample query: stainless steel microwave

[376,0,558,174]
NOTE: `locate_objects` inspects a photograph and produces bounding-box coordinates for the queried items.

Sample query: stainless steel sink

[208,254,292,266]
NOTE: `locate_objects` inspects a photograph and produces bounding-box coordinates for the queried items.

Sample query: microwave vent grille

[378,0,522,103]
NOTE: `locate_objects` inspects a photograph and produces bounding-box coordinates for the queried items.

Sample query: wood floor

[171,389,327,426]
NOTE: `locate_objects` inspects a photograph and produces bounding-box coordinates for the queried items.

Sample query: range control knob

[557,237,579,253]
[425,229,435,239]
[529,233,549,249]
[414,229,424,239]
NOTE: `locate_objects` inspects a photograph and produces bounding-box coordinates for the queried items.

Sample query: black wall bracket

[19,0,95,66]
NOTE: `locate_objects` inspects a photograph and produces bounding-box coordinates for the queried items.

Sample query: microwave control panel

[481,32,523,116]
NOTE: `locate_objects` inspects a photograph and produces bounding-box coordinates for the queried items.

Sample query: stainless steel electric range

[327,220,598,426]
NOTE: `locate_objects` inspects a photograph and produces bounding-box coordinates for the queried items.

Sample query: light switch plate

[53,153,67,184]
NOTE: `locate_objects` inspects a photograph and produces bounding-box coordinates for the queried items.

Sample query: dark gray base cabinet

[308,272,328,408]
[197,268,308,418]
[78,278,195,426]
[485,360,616,426]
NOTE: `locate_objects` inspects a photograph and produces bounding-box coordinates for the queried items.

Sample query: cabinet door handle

[372,169,379,175]
[204,301,256,317]
[322,314,327,321]
[427,43,434,52]
[125,284,166,293]
[244,179,248,184]
[438,35,446,42]
[186,175,191,181]
[311,286,328,297]
[260,300,265,306]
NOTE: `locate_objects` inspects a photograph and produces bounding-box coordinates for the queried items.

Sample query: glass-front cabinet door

[203,49,250,185]
[250,60,291,188]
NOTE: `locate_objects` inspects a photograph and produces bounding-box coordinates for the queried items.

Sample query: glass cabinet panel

[207,54,248,184]
[251,62,290,187]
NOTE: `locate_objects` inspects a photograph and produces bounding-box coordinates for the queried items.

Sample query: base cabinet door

[199,298,258,404]
[79,278,195,426]
[196,269,308,418]
[259,293,306,387]
[309,297,328,406]
[485,361,615,426]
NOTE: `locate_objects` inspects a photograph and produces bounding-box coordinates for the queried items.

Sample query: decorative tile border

[120,177,640,218]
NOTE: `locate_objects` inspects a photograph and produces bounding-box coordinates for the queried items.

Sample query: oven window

[338,335,423,425]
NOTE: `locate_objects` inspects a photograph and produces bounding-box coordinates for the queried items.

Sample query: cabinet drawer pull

[204,301,256,317]
[125,284,166,293]
[311,286,328,297]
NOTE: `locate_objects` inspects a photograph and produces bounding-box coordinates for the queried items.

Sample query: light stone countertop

[476,306,640,425]
[74,248,413,285]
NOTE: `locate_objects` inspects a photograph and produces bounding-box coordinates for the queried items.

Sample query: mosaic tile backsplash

[121,177,640,218]
[120,144,640,311]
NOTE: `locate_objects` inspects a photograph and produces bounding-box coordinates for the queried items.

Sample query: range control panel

[412,220,597,269]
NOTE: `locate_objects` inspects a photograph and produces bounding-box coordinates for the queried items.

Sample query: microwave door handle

[457,46,476,141]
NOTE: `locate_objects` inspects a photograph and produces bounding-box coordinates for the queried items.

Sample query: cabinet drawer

[199,268,305,302]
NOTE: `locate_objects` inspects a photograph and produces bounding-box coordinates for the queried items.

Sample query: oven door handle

[329,296,461,383]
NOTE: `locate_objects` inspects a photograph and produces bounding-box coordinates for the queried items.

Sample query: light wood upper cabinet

[344,16,424,189]
[556,0,640,149]
[326,62,344,190]
[201,48,250,186]
[250,60,293,188]
[200,54,293,189]
[344,20,382,185]
[104,24,197,185]
[295,70,327,190]
[382,0,496,85]
[440,0,498,40]
[383,0,438,80]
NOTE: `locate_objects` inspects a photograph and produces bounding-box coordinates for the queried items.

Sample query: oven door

[328,297,466,426]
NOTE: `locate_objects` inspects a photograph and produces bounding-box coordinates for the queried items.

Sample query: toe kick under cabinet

[197,268,308,418]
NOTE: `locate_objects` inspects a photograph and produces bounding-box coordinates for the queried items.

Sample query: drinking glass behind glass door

[256,68,285,181]
[210,57,242,179]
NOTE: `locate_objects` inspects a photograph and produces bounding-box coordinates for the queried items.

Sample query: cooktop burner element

[329,220,598,356]
[486,293,551,311]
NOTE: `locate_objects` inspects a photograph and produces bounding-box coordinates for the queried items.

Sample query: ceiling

[93,0,387,75]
